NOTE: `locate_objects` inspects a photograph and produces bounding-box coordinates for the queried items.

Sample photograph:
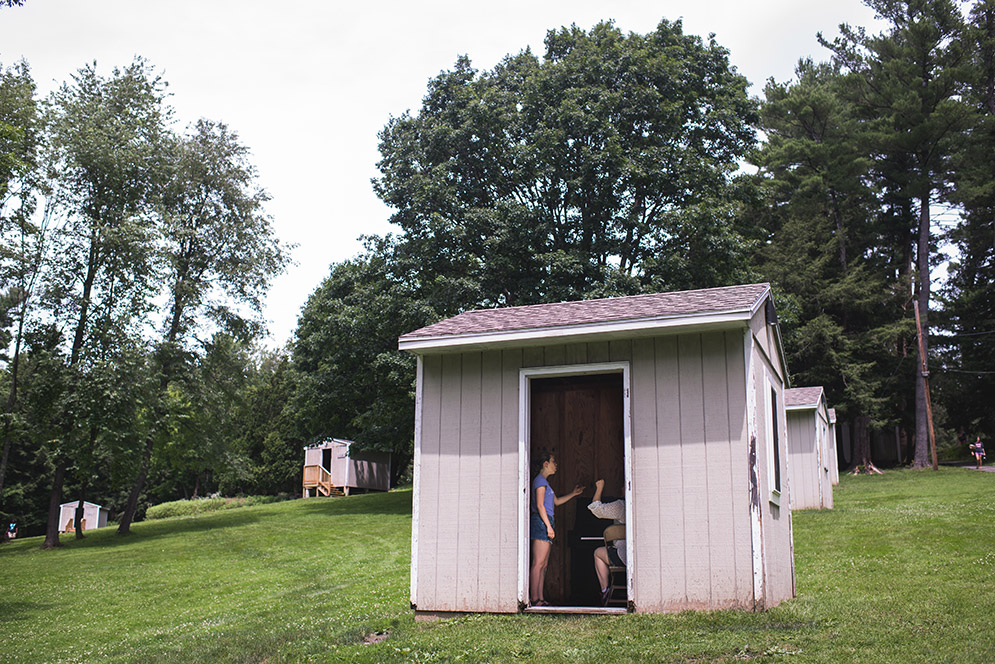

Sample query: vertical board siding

[417,355,444,609]
[787,413,816,509]
[630,338,661,609]
[456,352,482,610]
[654,335,686,610]
[677,334,710,606]
[501,349,522,608]
[564,343,588,366]
[478,350,511,609]
[587,341,610,363]
[436,354,463,610]
[543,344,566,367]
[701,332,737,607]
[725,330,752,604]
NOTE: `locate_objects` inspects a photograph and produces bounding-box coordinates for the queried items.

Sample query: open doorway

[528,370,625,607]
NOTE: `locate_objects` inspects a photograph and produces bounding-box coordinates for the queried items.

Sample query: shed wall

[748,314,795,608]
[817,409,834,507]
[787,411,822,509]
[413,329,771,613]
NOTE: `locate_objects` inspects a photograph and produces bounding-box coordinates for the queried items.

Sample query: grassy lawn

[1,468,993,663]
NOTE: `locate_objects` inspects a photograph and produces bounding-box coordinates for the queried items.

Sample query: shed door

[530,372,624,606]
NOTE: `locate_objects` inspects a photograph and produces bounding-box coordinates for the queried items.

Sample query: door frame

[517,361,633,608]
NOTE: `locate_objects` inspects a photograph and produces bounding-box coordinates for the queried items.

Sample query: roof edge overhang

[399,308,755,354]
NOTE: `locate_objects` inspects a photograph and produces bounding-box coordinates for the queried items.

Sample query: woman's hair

[532,448,554,476]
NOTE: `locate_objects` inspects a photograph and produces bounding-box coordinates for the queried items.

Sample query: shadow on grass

[0,490,412,558]
[0,598,50,623]
[9,510,266,553]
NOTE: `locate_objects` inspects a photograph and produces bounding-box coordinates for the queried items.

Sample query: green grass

[2,468,994,663]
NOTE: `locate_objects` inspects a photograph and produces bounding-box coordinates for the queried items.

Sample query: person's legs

[530,539,551,603]
[593,546,610,590]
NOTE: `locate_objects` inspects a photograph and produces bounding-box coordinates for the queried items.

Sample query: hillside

[2,470,994,663]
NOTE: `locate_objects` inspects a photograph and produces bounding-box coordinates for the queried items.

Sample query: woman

[529,450,583,607]
[972,436,986,469]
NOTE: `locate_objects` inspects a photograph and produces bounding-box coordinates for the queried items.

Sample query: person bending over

[588,478,626,605]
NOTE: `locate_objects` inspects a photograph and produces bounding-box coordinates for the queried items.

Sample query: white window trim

[765,372,781,507]
[517,361,633,608]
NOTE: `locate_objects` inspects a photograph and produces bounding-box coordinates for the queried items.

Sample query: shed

[399,283,795,615]
[827,408,840,485]
[59,501,109,532]
[784,387,834,509]
[302,439,391,497]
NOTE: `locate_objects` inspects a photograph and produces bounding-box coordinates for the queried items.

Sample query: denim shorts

[530,512,554,541]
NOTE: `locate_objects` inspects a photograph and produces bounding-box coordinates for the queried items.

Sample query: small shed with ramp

[302,439,391,497]
[59,501,109,532]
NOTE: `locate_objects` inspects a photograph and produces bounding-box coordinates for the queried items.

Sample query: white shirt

[588,499,627,565]
[587,499,625,523]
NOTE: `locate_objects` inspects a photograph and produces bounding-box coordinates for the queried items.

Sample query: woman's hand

[572,484,585,497]
[547,525,555,539]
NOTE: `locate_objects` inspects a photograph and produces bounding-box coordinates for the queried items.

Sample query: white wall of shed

[411,328,782,614]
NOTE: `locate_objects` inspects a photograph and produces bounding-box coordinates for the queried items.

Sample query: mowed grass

[2,468,994,663]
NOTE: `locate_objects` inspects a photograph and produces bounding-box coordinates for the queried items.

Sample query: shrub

[145,495,285,520]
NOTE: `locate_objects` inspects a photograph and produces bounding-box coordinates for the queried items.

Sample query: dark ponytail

[532,448,553,476]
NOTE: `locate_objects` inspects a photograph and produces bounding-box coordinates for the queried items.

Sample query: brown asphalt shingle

[784,386,824,408]
[402,283,771,339]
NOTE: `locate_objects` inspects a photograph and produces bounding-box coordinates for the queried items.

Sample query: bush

[145,495,286,520]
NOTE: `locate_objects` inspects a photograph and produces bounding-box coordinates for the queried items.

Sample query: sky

[0,0,885,347]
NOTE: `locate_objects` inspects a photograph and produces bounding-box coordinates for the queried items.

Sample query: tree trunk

[74,477,88,540]
[0,416,11,516]
[42,459,67,549]
[117,431,154,535]
[852,414,883,475]
[913,192,931,468]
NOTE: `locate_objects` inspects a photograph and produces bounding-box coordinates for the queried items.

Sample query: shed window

[765,379,781,504]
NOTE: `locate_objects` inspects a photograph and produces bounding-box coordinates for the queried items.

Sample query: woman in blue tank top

[529,449,583,607]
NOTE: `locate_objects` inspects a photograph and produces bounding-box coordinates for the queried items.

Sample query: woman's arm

[553,484,584,506]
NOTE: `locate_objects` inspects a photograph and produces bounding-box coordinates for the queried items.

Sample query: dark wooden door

[530,372,624,605]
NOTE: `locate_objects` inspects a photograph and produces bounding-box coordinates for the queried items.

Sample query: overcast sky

[0,1,883,346]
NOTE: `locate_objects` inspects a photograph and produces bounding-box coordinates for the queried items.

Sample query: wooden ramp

[302,465,346,497]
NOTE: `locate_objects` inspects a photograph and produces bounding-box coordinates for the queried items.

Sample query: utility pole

[914,301,938,470]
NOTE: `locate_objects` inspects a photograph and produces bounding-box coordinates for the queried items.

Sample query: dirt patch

[363,630,390,645]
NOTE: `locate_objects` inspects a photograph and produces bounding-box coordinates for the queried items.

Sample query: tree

[939,0,995,444]
[752,58,913,471]
[374,19,758,313]
[0,60,42,541]
[39,58,169,547]
[820,0,973,468]
[292,237,436,485]
[116,119,289,534]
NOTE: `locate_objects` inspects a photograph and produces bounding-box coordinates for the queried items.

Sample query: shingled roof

[399,283,772,351]
[784,386,825,408]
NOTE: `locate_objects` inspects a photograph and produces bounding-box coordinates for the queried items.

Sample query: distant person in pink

[971,436,986,469]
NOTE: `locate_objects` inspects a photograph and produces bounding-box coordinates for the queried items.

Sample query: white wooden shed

[59,501,109,532]
[784,387,834,510]
[302,439,391,497]
[399,283,795,615]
